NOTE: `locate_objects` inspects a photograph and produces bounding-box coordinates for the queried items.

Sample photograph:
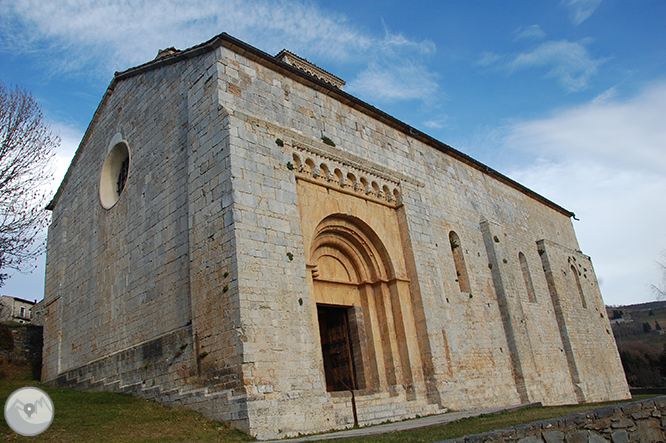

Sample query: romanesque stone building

[42,33,629,440]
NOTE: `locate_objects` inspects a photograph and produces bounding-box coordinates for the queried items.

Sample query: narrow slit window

[571,265,587,308]
[449,231,471,293]
[519,252,537,303]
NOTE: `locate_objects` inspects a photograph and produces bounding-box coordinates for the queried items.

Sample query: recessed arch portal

[309,214,415,394]
[311,215,395,285]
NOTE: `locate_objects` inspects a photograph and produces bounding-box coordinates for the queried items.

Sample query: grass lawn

[0,362,653,442]
[0,363,252,442]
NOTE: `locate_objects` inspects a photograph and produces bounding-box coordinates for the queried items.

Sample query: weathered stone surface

[611,430,628,443]
[588,433,609,443]
[611,419,634,429]
[565,414,589,427]
[565,430,588,443]
[519,436,544,443]
[634,417,665,442]
[595,406,621,420]
[620,404,641,415]
[630,410,651,420]
[585,417,612,430]
[41,32,632,440]
[543,431,565,443]
[516,423,543,438]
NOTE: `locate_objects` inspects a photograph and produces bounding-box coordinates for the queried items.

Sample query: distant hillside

[607,300,666,387]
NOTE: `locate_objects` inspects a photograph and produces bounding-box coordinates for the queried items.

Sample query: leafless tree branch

[0,81,58,286]
[651,251,666,300]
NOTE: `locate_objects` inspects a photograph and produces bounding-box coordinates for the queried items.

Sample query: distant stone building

[42,33,630,440]
[0,296,36,324]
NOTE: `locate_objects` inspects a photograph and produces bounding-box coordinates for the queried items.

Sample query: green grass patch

[0,364,253,442]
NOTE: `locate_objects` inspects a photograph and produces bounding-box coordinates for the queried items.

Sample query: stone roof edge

[275,49,346,86]
[47,32,574,218]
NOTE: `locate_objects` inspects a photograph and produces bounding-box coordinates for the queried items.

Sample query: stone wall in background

[0,324,43,380]
[437,397,666,443]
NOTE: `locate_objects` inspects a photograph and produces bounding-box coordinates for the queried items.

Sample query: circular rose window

[99,134,130,209]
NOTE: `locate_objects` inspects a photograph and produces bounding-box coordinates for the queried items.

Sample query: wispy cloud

[482,39,607,92]
[504,81,666,305]
[423,115,451,130]
[347,62,439,103]
[0,0,367,72]
[0,0,439,105]
[344,21,438,103]
[505,81,666,173]
[477,52,502,67]
[512,25,546,41]
[560,0,603,26]
[591,86,619,104]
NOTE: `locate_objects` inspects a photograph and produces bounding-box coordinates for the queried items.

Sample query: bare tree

[0,81,58,286]
[652,250,666,300]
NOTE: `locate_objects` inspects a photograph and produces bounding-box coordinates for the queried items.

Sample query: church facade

[42,33,629,440]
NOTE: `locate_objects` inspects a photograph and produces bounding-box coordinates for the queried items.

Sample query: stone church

[42,33,629,439]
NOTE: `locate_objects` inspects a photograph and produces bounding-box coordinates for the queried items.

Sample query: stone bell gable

[42,32,630,440]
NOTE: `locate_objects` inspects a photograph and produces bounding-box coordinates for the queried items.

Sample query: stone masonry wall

[43,53,205,377]
[212,40,628,433]
[436,396,666,443]
[42,46,247,420]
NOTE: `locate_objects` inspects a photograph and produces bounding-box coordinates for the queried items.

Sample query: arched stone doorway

[308,214,421,397]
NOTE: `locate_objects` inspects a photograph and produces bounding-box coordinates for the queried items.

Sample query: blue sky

[0,0,665,306]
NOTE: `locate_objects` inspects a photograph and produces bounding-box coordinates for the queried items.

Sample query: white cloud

[503,81,666,305]
[591,86,619,104]
[477,52,502,67]
[507,40,606,92]
[0,0,439,104]
[512,25,546,41]
[423,115,451,130]
[560,0,603,26]
[347,62,439,103]
[480,39,606,92]
[510,161,666,306]
[1,0,366,71]
[505,81,666,173]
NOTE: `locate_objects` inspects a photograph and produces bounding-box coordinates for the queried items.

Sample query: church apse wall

[42,33,629,440]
